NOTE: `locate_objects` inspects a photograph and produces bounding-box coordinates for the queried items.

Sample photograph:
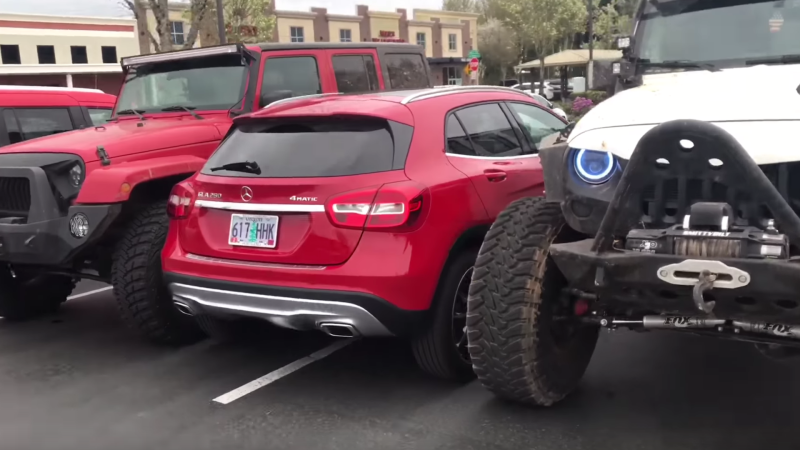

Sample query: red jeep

[0,43,432,343]
[162,87,569,379]
[0,86,116,147]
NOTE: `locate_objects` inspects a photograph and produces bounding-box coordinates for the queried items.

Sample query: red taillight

[326,181,426,230]
[167,182,195,219]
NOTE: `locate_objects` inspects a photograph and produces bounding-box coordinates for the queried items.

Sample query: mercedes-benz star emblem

[241,186,253,202]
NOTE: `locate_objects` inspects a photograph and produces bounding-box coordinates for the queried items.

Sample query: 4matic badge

[290,195,318,202]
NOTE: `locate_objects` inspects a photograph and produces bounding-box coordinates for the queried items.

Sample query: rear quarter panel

[399,98,490,307]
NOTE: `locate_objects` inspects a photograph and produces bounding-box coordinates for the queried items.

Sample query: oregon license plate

[228,214,279,248]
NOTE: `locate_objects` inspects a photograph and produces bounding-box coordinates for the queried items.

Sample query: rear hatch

[180,115,414,266]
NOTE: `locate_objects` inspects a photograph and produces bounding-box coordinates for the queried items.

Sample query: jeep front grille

[0,177,31,219]
[640,161,800,227]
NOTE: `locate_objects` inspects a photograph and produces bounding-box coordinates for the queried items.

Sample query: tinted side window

[445,115,475,156]
[202,118,405,178]
[261,56,321,104]
[332,55,379,93]
[455,104,522,157]
[13,108,74,140]
[384,54,429,89]
[507,102,567,149]
[88,108,112,126]
[3,110,22,144]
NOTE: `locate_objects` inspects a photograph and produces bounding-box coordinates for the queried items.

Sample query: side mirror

[260,90,294,108]
[560,121,576,139]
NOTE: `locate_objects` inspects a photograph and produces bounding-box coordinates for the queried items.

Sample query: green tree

[477,18,518,84]
[443,0,482,13]
[120,0,211,52]
[494,0,587,93]
[591,0,634,49]
[223,0,276,43]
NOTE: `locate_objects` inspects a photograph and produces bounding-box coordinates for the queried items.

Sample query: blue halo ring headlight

[574,149,615,184]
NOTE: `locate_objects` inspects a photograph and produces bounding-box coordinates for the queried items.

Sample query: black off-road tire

[111,201,203,345]
[412,249,479,382]
[467,197,599,406]
[0,271,75,321]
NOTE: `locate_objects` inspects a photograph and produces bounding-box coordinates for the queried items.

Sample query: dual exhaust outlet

[600,315,800,340]
[173,300,360,338]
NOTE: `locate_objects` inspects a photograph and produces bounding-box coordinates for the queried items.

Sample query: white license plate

[228,214,279,248]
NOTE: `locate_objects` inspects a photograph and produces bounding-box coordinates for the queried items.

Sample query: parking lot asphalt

[1,282,799,450]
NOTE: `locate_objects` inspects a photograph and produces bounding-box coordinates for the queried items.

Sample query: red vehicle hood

[0,115,231,163]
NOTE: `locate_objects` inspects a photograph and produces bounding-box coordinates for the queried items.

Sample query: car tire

[0,271,75,320]
[412,248,479,382]
[111,201,203,345]
[467,197,599,406]
[194,314,239,343]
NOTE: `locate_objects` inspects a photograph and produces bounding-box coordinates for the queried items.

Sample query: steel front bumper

[0,165,120,266]
[551,119,800,323]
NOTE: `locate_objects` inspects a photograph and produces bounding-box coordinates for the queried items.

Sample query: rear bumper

[164,273,428,337]
[0,166,120,266]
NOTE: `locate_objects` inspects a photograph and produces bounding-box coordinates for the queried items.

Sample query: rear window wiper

[114,108,146,120]
[641,59,719,72]
[746,54,800,66]
[209,161,262,175]
[162,105,203,120]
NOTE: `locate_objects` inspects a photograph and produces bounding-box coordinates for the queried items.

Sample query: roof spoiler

[120,43,251,68]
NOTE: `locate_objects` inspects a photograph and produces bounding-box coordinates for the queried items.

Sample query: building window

[37,45,56,64]
[101,46,118,64]
[171,21,185,45]
[448,33,457,51]
[0,45,21,64]
[290,27,305,43]
[339,29,352,42]
[416,32,426,47]
[71,46,88,64]
[445,66,462,85]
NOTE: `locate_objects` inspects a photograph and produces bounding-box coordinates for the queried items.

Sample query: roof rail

[400,85,531,105]
[260,92,343,110]
[0,85,105,94]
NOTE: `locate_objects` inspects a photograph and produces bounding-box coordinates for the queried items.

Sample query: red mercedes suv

[162,86,569,380]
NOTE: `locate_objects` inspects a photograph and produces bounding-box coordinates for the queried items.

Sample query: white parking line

[67,286,113,300]
[212,339,355,405]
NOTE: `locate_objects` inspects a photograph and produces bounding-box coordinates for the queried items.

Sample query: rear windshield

[202,117,412,178]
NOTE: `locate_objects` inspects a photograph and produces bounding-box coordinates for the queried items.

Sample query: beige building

[0,13,139,93]
[270,4,481,86]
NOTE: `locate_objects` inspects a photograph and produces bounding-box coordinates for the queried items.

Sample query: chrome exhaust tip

[173,300,195,317]
[318,322,359,338]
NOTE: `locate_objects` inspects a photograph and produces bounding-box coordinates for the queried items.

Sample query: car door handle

[484,169,507,182]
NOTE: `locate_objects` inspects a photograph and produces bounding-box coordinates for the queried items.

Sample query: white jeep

[466,0,800,407]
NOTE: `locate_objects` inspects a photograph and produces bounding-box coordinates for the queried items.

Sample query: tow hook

[692,270,717,315]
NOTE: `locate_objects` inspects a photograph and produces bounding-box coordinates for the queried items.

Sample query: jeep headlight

[69,164,83,187]
[574,149,616,184]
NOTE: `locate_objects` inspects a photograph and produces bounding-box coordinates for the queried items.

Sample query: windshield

[635,0,800,68]
[115,54,248,114]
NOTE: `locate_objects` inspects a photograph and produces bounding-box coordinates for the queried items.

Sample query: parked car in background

[0,42,432,340]
[162,86,570,381]
[526,92,568,120]
[510,81,555,100]
[546,78,574,99]
[0,86,115,147]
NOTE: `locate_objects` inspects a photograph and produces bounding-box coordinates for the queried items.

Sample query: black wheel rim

[451,267,473,363]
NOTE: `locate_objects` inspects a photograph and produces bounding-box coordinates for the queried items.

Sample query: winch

[624,202,789,259]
